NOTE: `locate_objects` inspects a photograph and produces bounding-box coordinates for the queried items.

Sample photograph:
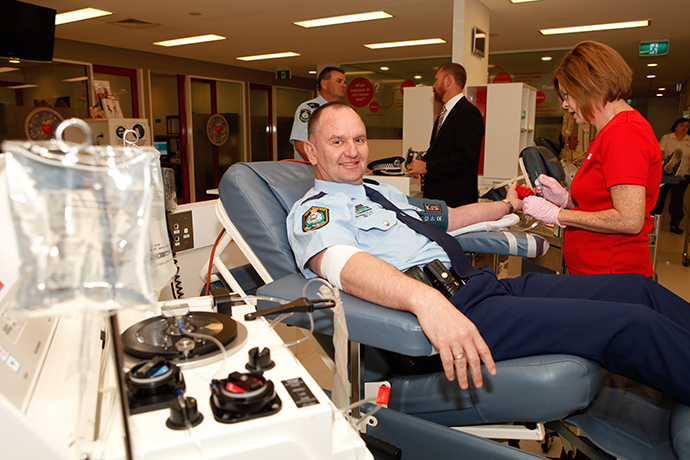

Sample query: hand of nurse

[523,196,565,227]
[536,174,569,208]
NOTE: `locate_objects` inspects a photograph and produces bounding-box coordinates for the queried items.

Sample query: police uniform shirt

[287,179,451,278]
[289,95,329,159]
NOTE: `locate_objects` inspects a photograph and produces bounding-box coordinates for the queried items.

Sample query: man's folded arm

[307,249,496,390]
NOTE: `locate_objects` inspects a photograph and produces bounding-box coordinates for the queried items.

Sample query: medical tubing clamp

[243,297,336,321]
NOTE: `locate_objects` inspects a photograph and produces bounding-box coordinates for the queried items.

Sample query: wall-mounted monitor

[0,1,56,62]
[472,27,486,58]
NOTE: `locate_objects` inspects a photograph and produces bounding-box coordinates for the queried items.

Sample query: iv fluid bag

[2,139,157,315]
[148,148,176,299]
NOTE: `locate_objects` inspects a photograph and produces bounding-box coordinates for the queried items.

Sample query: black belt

[404,259,470,299]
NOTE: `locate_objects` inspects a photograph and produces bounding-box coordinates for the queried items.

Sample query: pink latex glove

[523,196,565,227]
[535,174,569,208]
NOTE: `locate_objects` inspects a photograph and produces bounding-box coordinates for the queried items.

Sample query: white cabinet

[466,83,536,186]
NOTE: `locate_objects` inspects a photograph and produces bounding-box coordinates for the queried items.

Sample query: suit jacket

[423,96,485,208]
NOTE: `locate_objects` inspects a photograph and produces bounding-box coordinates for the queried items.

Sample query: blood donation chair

[211,160,690,460]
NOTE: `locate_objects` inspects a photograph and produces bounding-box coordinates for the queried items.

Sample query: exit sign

[640,40,669,56]
[276,69,292,80]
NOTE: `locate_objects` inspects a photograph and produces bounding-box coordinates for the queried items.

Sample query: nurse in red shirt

[523,41,662,276]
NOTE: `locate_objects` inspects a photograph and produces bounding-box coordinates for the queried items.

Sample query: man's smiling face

[305,106,369,185]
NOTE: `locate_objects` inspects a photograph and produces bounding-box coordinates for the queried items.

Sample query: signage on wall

[276,68,292,80]
[639,40,669,56]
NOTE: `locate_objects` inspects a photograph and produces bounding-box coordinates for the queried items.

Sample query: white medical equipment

[0,120,371,460]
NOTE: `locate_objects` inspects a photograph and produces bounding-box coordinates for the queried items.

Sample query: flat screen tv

[0,1,56,62]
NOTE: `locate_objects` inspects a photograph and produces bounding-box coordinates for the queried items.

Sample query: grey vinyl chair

[214,160,690,460]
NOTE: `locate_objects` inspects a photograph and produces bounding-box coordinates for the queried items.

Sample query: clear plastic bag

[148,149,176,299]
[3,122,157,315]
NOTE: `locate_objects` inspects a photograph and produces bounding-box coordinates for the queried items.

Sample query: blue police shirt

[289,95,329,159]
[287,179,451,278]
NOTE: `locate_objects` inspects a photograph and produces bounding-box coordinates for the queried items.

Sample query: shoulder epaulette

[301,191,327,205]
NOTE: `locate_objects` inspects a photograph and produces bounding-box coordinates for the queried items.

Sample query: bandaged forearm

[320,245,363,290]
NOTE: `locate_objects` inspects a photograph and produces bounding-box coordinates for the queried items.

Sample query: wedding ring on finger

[453,353,465,361]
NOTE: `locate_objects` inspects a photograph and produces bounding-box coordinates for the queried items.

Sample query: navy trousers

[451,269,690,405]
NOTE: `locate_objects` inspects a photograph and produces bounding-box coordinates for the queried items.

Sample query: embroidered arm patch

[302,206,329,232]
[299,109,312,123]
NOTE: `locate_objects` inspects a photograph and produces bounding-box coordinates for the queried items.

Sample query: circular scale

[122,312,245,365]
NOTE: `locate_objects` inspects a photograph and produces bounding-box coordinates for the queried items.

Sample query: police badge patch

[303,206,329,232]
[299,109,311,123]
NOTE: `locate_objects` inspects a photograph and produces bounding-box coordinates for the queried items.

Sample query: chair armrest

[256,273,434,357]
[456,230,548,258]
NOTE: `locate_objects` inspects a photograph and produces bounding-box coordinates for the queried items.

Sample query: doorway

[188,77,244,201]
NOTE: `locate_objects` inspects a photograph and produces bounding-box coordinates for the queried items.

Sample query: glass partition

[189,78,244,201]
[275,87,313,160]
[0,60,91,143]
[341,57,450,140]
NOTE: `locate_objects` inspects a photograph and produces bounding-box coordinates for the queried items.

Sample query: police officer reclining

[286,101,690,404]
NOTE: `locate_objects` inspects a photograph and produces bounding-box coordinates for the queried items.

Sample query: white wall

[647,96,682,140]
[452,0,490,86]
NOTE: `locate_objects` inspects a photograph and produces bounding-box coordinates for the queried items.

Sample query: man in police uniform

[287,101,690,405]
[289,66,347,160]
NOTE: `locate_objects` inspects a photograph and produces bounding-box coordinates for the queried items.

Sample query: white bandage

[320,245,363,290]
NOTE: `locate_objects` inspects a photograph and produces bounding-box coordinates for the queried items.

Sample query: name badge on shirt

[355,204,373,218]
[424,203,442,213]
[302,206,329,232]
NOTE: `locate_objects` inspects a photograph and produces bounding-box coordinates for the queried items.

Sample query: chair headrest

[218,161,315,280]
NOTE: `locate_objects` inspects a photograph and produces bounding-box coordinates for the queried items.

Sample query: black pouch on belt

[422,259,461,299]
[403,265,433,287]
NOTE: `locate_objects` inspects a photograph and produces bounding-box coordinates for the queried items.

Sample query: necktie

[434,106,447,137]
[363,185,481,278]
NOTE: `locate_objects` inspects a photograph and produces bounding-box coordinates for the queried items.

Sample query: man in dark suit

[407,63,484,207]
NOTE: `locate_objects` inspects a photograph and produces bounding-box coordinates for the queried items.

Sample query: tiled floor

[653,208,690,301]
[277,206,690,458]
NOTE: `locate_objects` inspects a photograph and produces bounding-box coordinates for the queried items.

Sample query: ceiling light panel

[540,20,649,35]
[237,52,300,61]
[294,11,393,28]
[364,38,446,49]
[154,34,226,47]
[56,8,112,25]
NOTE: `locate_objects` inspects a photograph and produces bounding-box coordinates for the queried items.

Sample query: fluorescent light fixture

[294,11,392,28]
[308,70,317,74]
[8,59,20,64]
[344,71,375,76]
[540,20,649,36]
[62,76,89,82]
[8,84,38,89]
[0,67,20,73]
[414,75,423,79]
[364,38,446,49]
[647,63,658,67]
[541,56,552,61]
[380,66,389,71]
[236,52,299,61]
[657,93,663,97]
[647,75,656,78]
[56,8,112,25]
[658,87,666,91]
[154,34,226,47]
